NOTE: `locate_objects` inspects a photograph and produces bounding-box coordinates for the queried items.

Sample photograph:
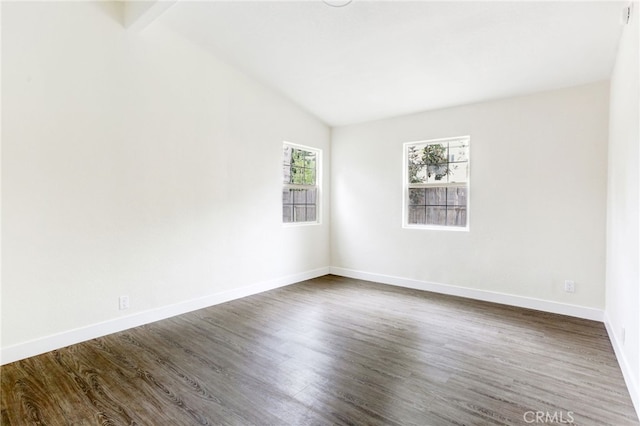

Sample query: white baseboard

[329,267,604,321]
[604,313,640,419]
[0,267,330,365]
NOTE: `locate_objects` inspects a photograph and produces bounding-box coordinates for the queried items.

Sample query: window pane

[304,152,316,169]
[283,166,292,184]
[290,165,316,185]
[305,169,316,186]
[427,164,449,183]
[283,189,293,204]
[408,144,425,163]
[408,145,423,162]
[294,205,306,222]
[448,142,468,163]
[408,145,425,183]
[306,206,317,222]
[448,162,468,183]
[408,206,426,224]
[283,205,293,223]
[291,166,304,184]
[283,145,292,166]
[424,144,448,165]
[292,149,306,167]
[426,206,447,225]
[409,188,425,206]
[413,165,428,183]
[293,189,307,204]
[306,188,317,204]
[425,187,446,205]
[408,163,422,183]
[447,207,467,227]
[446,187,467,206]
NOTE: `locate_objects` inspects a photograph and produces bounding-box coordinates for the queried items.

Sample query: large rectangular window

[283,143,320,224]
[404,136,470,229]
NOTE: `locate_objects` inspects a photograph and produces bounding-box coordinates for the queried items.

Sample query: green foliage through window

[407,140,469,184]
[283,146,316,185]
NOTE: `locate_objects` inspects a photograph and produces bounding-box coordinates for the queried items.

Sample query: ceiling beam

[124,0,177,32]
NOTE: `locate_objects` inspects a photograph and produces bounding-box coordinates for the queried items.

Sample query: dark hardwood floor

[2,275,638,425]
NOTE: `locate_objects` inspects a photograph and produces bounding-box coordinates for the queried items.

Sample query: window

[404,136,470,229]
[283,143,320,224]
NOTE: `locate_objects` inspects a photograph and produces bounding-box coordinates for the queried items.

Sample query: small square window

[404,137,470,229]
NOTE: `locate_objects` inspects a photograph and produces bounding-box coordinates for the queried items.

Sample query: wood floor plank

[2,275,638,425]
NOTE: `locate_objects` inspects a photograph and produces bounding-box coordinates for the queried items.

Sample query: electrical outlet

[622,327,626,345]
[564,280,575,293]
[119,295,130,310]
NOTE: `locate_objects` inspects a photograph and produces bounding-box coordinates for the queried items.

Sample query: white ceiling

[155,1,625,126]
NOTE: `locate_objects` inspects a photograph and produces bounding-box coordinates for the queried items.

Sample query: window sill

[283,221,322,228]
[402,224,469,232]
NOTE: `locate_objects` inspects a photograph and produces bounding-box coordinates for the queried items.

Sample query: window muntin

[404,137,470,229]
[283,144,320,224]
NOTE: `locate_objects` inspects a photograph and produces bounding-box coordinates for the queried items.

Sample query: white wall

[605,1,640,412]
[331,82,609,313]
[1,2,330,359]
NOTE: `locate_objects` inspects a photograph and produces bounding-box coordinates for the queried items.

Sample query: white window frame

[282,142,322,226]
[402,136,470,231]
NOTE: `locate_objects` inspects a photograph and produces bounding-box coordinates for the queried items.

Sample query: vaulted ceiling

[135,1,625,126]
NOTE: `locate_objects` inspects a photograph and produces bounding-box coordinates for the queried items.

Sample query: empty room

[1,0,639,424]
